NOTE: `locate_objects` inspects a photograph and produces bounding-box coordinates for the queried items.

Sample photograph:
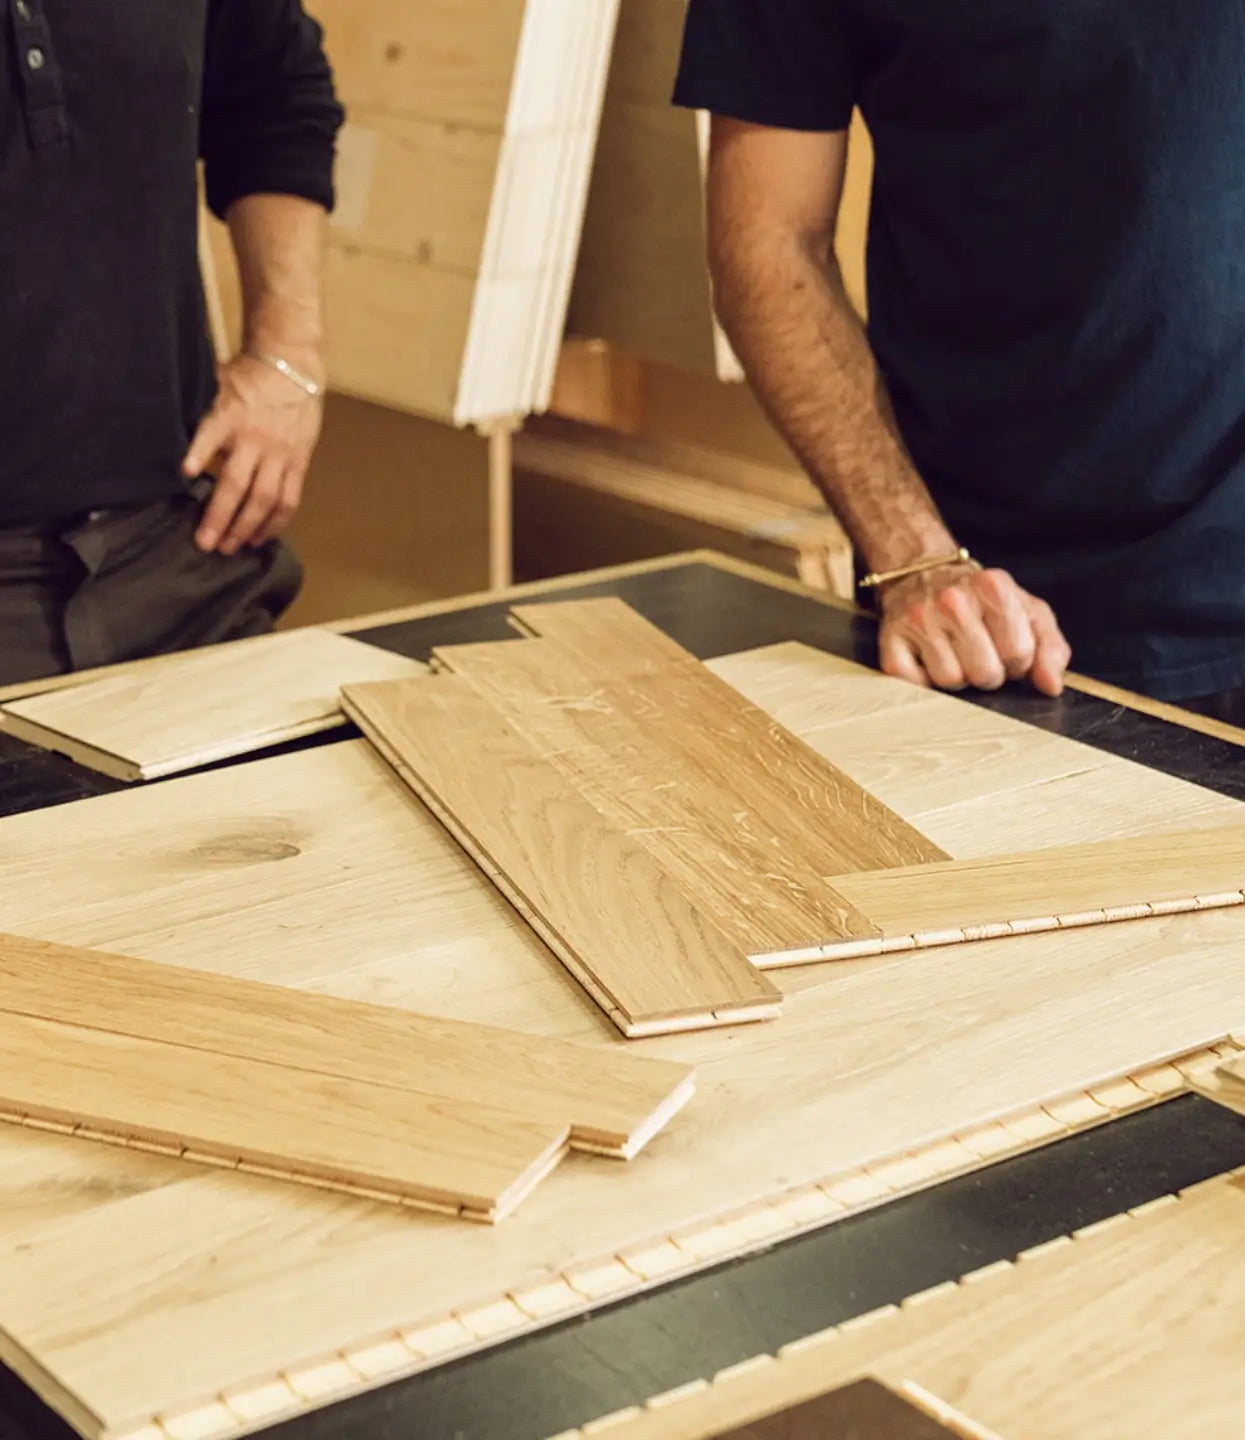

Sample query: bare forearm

[227,193,327,381]
[712,232,955,572]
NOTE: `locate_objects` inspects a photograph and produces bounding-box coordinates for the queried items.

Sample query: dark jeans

[0,479,302,685]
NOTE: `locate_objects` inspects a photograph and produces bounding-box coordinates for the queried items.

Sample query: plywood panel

[0,641,1243,1438]
[308,0,527,128]
[323,245,476,421]
[343,671,782,1033]
[0,934,694,1158]
[576,1176,1245,1440]
[331,114,501,272]
[0,629,423,780]
[0,1008,568,1222]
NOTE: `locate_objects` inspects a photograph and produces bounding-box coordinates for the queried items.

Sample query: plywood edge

[55,1039,1239,1440]
[0,1319,107,1440]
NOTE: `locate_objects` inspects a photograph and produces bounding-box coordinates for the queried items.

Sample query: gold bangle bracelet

[858,546,976,591]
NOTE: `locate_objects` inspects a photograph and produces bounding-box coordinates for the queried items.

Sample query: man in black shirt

[676,3,1245,709]
[0,0,343,683]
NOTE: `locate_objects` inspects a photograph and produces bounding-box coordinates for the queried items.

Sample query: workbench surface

[1,554,1242,1440]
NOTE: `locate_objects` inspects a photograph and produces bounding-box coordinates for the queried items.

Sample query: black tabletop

[2,558,1243,1440]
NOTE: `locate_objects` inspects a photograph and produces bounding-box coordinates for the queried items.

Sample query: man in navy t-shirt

[676,2,1245,710]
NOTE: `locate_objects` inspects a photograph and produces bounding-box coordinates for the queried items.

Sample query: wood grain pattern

[0,933,694,1158]
[342,673,781,1034]
[0,629,422,781]
[0,640,1244,1438]
[570,1175,1245,1440]
[770,825,1245,964]
[0,1008,568,1222]
[435,636,877,955]
[506,598,945,873]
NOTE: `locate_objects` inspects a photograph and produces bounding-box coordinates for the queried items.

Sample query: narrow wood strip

[342,675,781,1032]
[433,635,875,954]
[761,825,1245,966]
[0,1010,568,1221]
[0,933,695,1158]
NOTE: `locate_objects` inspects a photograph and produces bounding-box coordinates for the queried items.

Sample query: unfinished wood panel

[323,246,477,419]
[512,426,852,596]
[569,99,719,373]
[307,0,528,128]
[280,395,493,630]
[0,1008,568,1222]
[576,1176,1245,1440]
[1,641,1245,1438]
[331,114,501,272]
[0,629,422,781]
[343,672,781,1033]
[0,934,694,1158]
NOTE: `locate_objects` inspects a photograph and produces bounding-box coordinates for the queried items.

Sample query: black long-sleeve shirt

[0,0,344,525]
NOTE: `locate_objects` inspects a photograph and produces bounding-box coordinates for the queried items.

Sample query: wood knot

[187,834,302,866]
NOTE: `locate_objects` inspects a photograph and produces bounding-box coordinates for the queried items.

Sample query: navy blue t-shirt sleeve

[673,0,855,132]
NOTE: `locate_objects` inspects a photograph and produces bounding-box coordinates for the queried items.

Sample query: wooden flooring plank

[342,674,781,1032]
[575,1176,1245,1440]
[0,630,422,781]
[784,825,1245,964]
[504,598,946,872]
[435,636,876,955]
[0,934,694,1159]
[0,1010,569,1221]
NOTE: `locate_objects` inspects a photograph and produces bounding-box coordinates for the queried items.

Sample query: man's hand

[878,564,1071,696]
[183,353,324,555]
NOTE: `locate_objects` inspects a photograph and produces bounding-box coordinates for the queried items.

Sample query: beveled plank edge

[76,1038,1241,1440]
[756,891,1245,968]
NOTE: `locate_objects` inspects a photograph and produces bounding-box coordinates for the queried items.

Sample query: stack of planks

[0,934,694,1223]
[305,0,621,427]
[566,0,874,377]
[513,417,854,595]
[345,598,1245,1040]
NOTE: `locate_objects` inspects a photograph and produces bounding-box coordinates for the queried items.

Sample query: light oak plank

[0,1010,569,1221]
[773,825,1245,965]
[0,934,694,1158]
[0,629,422,781]
[435,636,877,955]
[506,598,945,872]
[572,1177,1245,1440]
[343,673,781,1032]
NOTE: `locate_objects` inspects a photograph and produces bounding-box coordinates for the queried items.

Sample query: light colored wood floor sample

[0,934,694,1159]
[0,1007,569,1223]
[777,825,1245,964]
[571,1174,1245,1440]
[1,642,1244,1437]
[0,628,423,780]
[343,672,781,1035]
